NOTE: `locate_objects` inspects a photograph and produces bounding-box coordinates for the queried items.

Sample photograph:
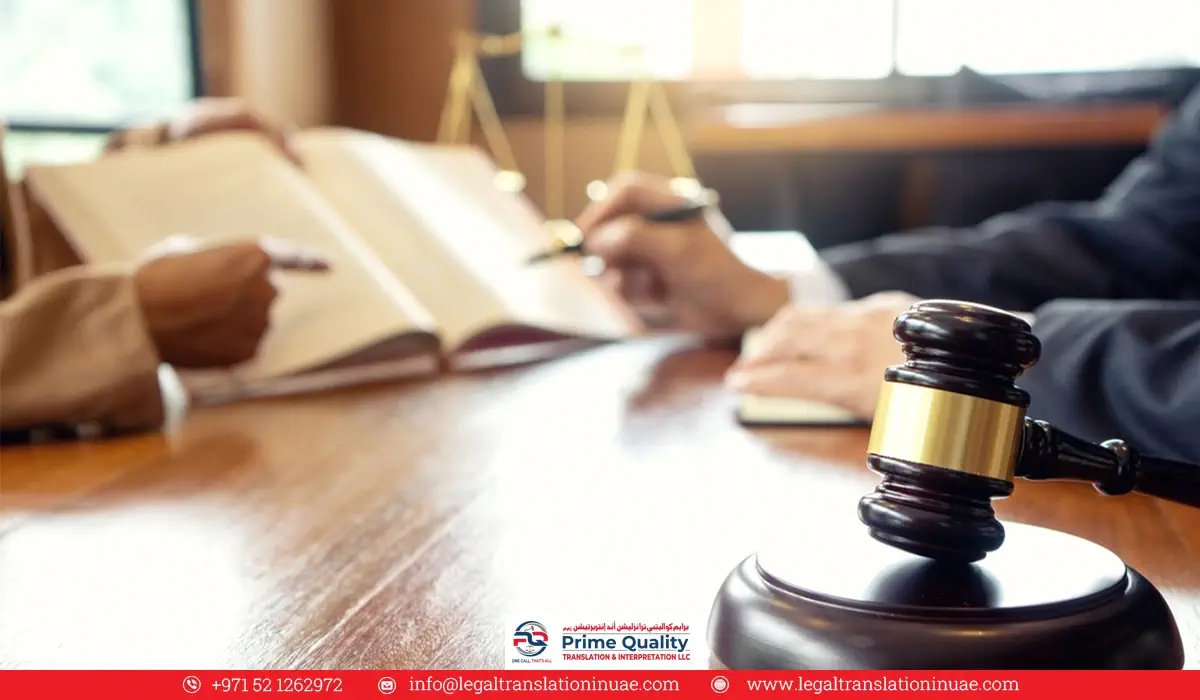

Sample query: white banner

[504,616,710,670]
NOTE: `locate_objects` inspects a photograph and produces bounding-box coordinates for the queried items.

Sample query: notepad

[733,328,868,427]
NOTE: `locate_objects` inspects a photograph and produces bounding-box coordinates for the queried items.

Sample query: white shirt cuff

[158,364,190,430]
[786,257,852,305]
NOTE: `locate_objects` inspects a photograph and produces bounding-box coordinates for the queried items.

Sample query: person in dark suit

[576,87,1200,462]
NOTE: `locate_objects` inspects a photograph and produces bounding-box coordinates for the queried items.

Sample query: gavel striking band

[858,299,1200,563]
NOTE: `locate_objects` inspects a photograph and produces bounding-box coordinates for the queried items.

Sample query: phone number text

[209,678,343,693]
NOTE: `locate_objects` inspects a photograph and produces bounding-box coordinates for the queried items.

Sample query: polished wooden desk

[688,102,1169,153]
[1,338,1196,669]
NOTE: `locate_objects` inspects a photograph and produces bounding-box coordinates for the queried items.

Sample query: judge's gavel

[858,299,1200,563]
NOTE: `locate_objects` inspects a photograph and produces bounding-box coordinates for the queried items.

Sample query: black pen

[526,197,711,264]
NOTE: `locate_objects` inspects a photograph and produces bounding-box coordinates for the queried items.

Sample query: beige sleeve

[0,265,165,431]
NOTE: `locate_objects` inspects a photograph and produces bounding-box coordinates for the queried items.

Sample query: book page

[23,134,437,380]
[295,128,640,352]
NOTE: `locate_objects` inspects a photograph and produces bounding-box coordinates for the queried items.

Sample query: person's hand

[133,236,331,368]
[575,172,790,338]
[166,98,299,162]
[106,98,300,163]
[724,292,917,418]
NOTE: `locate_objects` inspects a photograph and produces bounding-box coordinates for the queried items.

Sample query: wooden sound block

[708,522,1184,669]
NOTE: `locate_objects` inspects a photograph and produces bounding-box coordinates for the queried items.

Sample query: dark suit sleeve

[820,89,1200,310]
[1018,300,1200,463]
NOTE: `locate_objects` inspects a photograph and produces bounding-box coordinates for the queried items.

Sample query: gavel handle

[1016,419,1200,508]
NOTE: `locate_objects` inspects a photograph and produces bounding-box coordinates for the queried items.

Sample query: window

[485,0,1200,116]
[520,0,1200,82]
[0,0,201,176]
[896,1,1200,76]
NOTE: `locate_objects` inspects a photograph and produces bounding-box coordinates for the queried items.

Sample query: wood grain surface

[688,102,1168,153]
[0,338,1195,669]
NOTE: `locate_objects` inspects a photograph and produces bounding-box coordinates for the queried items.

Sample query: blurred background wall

[17,0,1195,249]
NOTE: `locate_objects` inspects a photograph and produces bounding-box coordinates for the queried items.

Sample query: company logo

[512,620,550,657]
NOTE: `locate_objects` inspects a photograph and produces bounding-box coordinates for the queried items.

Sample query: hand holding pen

[526,186,717,263]
[544,172,792,338]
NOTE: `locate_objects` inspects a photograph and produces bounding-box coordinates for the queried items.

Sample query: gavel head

[857,300,1042,563]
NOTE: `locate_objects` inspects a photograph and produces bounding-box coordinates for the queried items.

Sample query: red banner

[0,670,1192,699]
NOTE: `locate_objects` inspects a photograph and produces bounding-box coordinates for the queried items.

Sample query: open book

[22,128,642,402]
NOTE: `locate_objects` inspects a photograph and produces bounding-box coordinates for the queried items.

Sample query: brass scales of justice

[435,25,709,249]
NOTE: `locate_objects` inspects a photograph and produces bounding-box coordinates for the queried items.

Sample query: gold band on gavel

[866,382,1025,482]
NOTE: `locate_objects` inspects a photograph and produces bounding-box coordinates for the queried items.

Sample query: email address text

[410,675,678,694]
